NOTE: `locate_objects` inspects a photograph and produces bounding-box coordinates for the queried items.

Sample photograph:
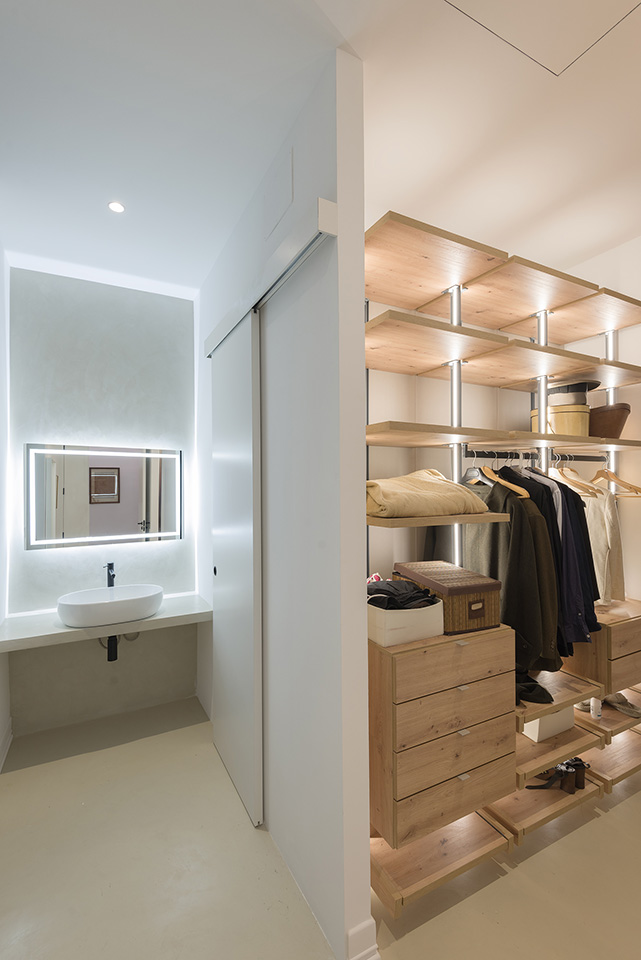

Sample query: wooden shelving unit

[365,210,641,914]
[574,689,641,744]
[483,778,603,845]
[370,812,512,918]
[366,420,641,454]
[515,726,605,789]
[515,671,604,733]
[367,513,509,528]
[365,308,641,390]
[579,728,641,793]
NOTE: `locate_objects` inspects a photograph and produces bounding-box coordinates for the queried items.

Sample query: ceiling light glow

[108,201,125,213]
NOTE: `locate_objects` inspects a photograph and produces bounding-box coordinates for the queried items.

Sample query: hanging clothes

[582,489,625,603]
[461,483,558,699]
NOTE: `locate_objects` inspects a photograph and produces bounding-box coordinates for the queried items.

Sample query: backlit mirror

[25,444,182,549]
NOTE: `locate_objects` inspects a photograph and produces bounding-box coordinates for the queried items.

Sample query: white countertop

[0,594,213,653]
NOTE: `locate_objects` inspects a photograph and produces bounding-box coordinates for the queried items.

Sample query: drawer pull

[457,685,469,691]
[457,773,471,782]
[455,640,469,647]
[457,729,470,737]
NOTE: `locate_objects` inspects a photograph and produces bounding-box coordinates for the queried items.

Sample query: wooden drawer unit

[392,626,514,702]
[369,625,515,848]
[563,601,641,694]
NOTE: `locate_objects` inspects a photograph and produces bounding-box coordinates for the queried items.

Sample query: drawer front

[609,619,641,659]
[609,649,641,692]
[394,671,514,751]
[394,753,515,847]
[394,712,515,799]
[393,628,513,703]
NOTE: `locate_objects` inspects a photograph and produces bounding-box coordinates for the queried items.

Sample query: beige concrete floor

[0,699,334,960]
[373,768,641,958]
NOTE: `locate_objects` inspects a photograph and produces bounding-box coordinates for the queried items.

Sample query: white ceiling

[2,0,641,289]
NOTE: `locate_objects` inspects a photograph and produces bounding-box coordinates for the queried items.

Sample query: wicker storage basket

[392,561,501,635]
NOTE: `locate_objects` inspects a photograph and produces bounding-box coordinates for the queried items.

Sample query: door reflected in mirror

[25,444,182,548]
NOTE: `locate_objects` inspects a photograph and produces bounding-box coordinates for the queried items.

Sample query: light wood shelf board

[370,812,511,917]
[367,512,510,528]
[595,598,641,627]
[421,340,602,390]
[479,431,641,454]
[365,310,508,376]
[580,728,641,793]
[574,689,641,741]
[515,726,604,788]
[419,256,598,331]
[515,672,604,732]
[483,779,603,844]
[503,288,641,343]
[364,211,508,312]
[366,421,509,448]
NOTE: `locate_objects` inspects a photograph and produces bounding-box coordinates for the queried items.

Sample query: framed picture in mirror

[89,466,120,504]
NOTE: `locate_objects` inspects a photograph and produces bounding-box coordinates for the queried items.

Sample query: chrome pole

[537,309,550,474]
[448,285,463,564]
[605,329,619,492]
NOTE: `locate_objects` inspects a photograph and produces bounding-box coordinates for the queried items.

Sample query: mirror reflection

[26,444,182,548]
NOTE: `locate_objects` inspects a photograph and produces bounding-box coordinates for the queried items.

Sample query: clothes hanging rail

[461,445,608,464]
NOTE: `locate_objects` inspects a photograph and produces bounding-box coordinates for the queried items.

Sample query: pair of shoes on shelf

[575,700,591,712]
[526,757,590,794]
[603,692,641,718]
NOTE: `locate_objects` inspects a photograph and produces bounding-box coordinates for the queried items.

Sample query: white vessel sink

[57,584,164,628]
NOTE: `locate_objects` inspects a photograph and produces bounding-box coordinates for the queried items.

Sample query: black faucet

[104,562,115,587]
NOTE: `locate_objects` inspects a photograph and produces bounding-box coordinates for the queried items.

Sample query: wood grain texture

[395,711,515,797]
[394,675,514,752]
[395,754,516,846]
[369,641,395,845]
[503,288,641,343]
[580,728,641,793]
[515,726,604,786]
[596,599,641,625]
[609,649,641,692]
[574,689,641,741]
[608,618,641,658]
[419,256,598,330]
[370,813,510,916]
[483,779,603,844]
[393,627,514,703]
[364,211,507,311]
[515,671,604,732]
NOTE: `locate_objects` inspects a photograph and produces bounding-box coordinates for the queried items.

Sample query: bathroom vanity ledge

[0,594,213,653]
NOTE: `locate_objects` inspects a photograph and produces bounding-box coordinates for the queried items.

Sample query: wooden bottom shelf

[516,672,604,732]
[370,812,511,918]
[580,727,641,793]
[366,512,509,528]
[574,689,641,744]
[516,726,605,788]
[483,779,603,845]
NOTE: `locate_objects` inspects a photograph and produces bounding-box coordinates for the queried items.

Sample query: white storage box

[522,705,574,743]
[367,599,444,647]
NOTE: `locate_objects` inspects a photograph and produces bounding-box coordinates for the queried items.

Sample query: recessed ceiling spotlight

[108,201,125,213]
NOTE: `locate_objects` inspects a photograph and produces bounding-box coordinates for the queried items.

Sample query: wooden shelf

[367,512,509,528]
[366,421,641,454]
[364,212,508,312]
[515,672,604,733]
[365,309,641,390]
[370,812,512,917]
[504,288,641,343]
[574,689,641,744]
[595,598,641,626]
[580,727,641,793]
[483,778,603,845]
[420,256,599,332]
[515,726,605,788]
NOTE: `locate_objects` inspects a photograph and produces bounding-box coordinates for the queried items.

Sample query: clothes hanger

[459,450,493,486]
[555,459,599,497]
[590,465,641,495]
[480,463,530,498]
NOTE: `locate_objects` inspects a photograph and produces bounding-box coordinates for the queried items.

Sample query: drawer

[394,753,516,848]
[609,649,641,692]
[394,671,514,750]
[393,627,513,703]
[394,712,515,799]
[609,618,641,659]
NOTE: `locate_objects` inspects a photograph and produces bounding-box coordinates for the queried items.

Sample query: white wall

[199,50,377,960]
[0,246,11,766]
[7,269,195,614]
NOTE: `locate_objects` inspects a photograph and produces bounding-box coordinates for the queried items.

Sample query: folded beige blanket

[366,469,489,518]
